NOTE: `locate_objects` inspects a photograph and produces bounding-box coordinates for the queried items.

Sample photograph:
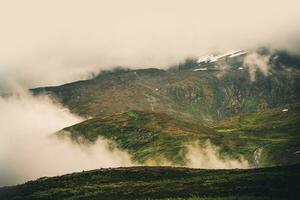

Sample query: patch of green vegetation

[216,104,300,166]
[217,104,300,132]
[1,164,300,200]
[128,111,139,120]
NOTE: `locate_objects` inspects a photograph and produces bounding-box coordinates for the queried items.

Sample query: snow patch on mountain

[197,50,248,65]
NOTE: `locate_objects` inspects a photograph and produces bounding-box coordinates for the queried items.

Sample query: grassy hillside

[60,105,300,167]
[60,110,221,165]
[217,103,299,130]
[216,104,300,167]
[1,164,300,200]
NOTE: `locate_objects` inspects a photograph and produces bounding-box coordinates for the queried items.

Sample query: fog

[185,141,249,169]
[243,53,271,81]
[0,90,134,186]
[1,0,300,91]
[0,89,250,186]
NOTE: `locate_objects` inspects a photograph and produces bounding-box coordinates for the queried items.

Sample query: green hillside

[216,104,300,167]
[1,164,300,200]
[60,104,300,167]
[60,110,221,166]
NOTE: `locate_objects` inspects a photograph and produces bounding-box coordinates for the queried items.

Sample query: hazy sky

[0,0,300,90]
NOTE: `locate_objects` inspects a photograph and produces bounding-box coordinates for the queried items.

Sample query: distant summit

[197,50,248,64]
[177,50,248,71]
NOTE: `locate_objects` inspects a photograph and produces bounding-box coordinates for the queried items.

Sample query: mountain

[30,48,300,167]
[31,50,300,125]
[1,164,300,200]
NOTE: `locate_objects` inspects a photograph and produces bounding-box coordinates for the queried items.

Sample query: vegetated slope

[216,103,300,167]
[60,105,300,167]
[31,66,300,124]
[1,164,300,200]
[217,104,300,133]
[60,110,222,166]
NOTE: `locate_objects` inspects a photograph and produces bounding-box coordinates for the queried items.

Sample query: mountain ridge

[31,66,300,125]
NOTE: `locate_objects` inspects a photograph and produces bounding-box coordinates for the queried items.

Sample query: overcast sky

[1,0,300,91]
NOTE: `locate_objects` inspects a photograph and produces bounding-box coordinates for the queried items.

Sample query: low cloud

[243,53,271,81]
[185,140,249,169]
[0,90,134,186]
[0,88,251,186]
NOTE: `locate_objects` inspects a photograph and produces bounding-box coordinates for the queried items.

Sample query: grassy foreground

[1,164,300,200]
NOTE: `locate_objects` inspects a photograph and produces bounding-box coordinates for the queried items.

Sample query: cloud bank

[185,141,249,169]
[0,91,134,186]
[0,88,250,186]
[244,53,271,81]
[1,0,300,91]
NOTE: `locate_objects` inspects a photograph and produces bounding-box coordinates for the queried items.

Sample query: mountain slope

[1,164,300,200]
[60,110,222,165]
[216,104,300,167]
[31,66,300,124]
[31,50,300,167]
[59,104,300,167]
[217,104,300,133]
